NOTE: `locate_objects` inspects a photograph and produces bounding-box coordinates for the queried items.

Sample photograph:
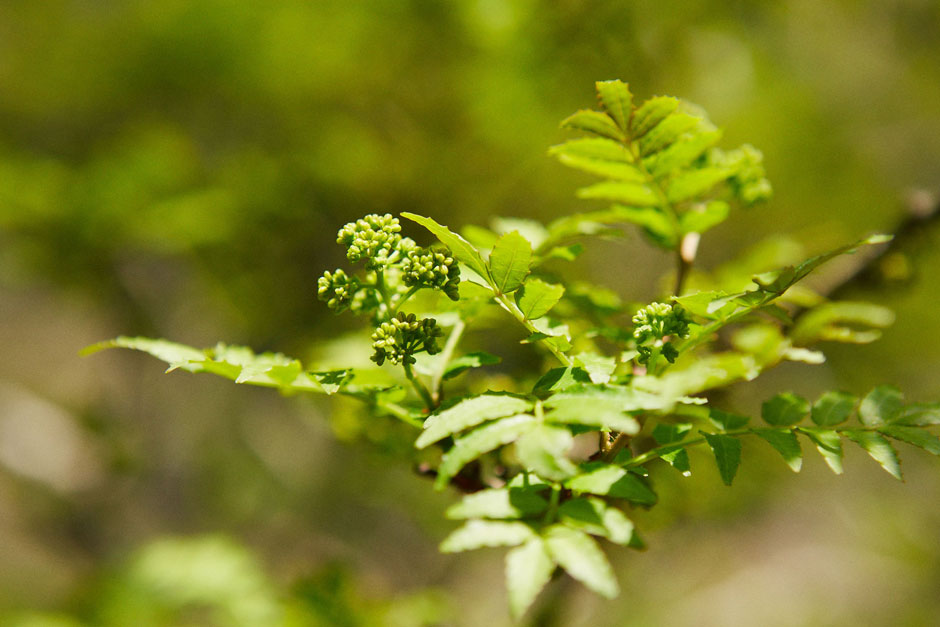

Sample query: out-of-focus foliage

[1,0,940,625]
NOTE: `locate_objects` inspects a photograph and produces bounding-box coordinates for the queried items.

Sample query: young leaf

[595,80,633,131]
[515,424,578,481]
[879,426,940,456]
[442,352,502,380]
[703,433,742,486]
[811,391,857,427]
[505,538,555,621]
[488,231,532,294]
[446,487,549,520]
[440,520,535,552]
[859,385,904,426]
[565,464,657,505]
[560,110,625,142]
[516,279,565,320]
[844,430,902,480]
[799,428,844,474]
[435,415,537,489]
[639,112,701,156]
[416,393,533,449]
[401,212,490,280]
[543,526,619,599]
[643,127,722,177]
[762,393,810,426]
[631,96,679,138]
[557,497,636,545]
[573,352,617,384]
[754,428,803,472]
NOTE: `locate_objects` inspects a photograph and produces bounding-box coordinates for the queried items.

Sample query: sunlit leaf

[799,428,844,474]
[442,352,502,380]
[543,526,619,599]
[560,110,625,142]
[445,487,548,520]
[879,426,940,455]
[565,464,657,505]
[516,278,565,320]
[506,538,555,620]
[515,424,578,481]
[401,212,490,280]
[811,391,857,427]
[435,415,537,489]
[439,520,535,552]
[754,428,802,472]
[417,393,533,449]
[631,96,679,137]
[844,430,902,480]
[762,393,809,426]
[595,80,633,131]
[859,385,904,426]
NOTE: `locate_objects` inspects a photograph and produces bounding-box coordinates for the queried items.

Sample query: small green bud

[336,213,405,269]
[632,302,692,365]
[317,269,360,313]
[370,312,444,366]
[401,246,461,301]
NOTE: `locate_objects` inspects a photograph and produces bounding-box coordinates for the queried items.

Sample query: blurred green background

[1,0,939,625]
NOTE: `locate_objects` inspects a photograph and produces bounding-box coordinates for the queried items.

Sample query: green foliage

[87,80,939,622]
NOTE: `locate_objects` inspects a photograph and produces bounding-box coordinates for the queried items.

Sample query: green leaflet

[572,352,617,384]
[811,391,857,427]
[666,167,731,203]
[799,428,844,474]
[762,392,810,426]
[515,278,565,320]
[897,403,940,426]
[791,302,895,346]
[642,127,722,177]
[631,96,679,137]
[879,426,940,455]
[416,393,533,449]
[565,464,657,505]
[754,428,803,472]
[560,109,625,142]
[595,79,633,131]
[435,415,538,489]
[859,385,904,426]
[543,525,619,599]
[638,112,701,156]
[703,433,742,486]
[679,200,729,235]
[576,181,659,207]
[401,212,490,280]
[445,487,549,520]
[557,496,636,546]
[505,538,555,620]
[514,423,578,481]
[439,520,534,553]
[844,430,902,480]
[442,351,502,380]
[709,408,750,430]
[488,231,532,294]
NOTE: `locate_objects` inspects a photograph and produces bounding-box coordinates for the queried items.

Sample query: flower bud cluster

[336,213,406,269]
[317,269,359,313]
[370,312,444,366]
[632,302,692,365]
[401,247,461,301]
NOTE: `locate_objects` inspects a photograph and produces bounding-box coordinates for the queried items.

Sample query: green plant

[85,80,939,621]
